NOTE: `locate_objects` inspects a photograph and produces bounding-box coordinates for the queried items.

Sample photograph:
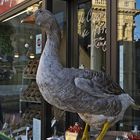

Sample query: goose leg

[96,121,110,140]
[132,104,140,110]
[81,123,89,140]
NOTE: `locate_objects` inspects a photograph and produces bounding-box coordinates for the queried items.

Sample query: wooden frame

[0,0,40,21]
[41,1,53,139]
[66,0,78,68]
[106,0,118,82]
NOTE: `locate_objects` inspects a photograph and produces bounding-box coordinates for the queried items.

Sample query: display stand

[16,59,42,139]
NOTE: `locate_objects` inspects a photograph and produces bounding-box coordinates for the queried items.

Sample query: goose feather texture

[34,9,136,127]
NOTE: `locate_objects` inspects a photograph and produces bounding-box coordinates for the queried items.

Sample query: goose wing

[74,71,124,98]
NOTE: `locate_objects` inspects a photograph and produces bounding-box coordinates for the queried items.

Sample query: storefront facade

[0,0,140,139]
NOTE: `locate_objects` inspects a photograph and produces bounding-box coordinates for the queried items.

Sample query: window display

[0,2,42,139]
[0,0,140,139]
[78,0,106,71]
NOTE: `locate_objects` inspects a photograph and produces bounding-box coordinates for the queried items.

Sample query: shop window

[118,0,140,132]
[53,0,66,67]
[78,0,106,71]
[0,2,42,139]
[78,1,91,69]
[51,0,67,136]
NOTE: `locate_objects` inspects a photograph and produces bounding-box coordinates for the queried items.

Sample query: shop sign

[79,8,92,38]
[0,0,26,14]
[36,34,42,54]
[79,8,107,52]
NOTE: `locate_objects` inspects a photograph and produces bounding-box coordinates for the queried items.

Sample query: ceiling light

[29,53,35,59]
[14,53,19,58]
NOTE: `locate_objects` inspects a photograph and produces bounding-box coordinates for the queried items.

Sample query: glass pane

[91,0,107,71]
[78,1,91,69]
[0,2,42,138]
[52,0,67,135]
[118,0,140,132]
[53,0,66,67]
[78,0,107,71]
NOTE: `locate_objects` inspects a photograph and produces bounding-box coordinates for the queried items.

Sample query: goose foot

[132,104,140,110]
[96,121,110,140]
[81,123,89,140]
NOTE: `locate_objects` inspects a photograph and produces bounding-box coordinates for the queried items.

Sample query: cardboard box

[65,131,78,140]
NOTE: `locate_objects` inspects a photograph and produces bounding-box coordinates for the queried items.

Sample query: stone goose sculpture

[22,9,140,140]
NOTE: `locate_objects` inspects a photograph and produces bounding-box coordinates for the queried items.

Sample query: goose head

[35,9,60,33]
[21,9,60,34]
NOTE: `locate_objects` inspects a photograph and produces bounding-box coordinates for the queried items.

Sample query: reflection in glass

[118,0,140,131]
[52,0,67,135]
[0,3,41,134]
[91,0,107,71]
[78,0,107,71]
[78,1,91,69]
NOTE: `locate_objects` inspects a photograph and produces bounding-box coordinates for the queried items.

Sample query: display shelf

[18,58,41,140]
[20,80,42,103]
[20,99,41,104]
[22,75,36,80]
[21,107,41,120]
[23,59,39,77]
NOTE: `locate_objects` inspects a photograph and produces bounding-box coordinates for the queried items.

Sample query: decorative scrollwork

[93,12,107,52]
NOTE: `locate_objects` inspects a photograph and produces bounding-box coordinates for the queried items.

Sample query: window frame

[0,0,119,138]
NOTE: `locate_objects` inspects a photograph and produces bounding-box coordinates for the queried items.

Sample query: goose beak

[21,14,35,24]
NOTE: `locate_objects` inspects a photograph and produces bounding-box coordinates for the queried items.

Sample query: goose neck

[42,31,62,69]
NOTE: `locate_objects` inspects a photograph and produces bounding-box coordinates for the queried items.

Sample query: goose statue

[22,9,140,140]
